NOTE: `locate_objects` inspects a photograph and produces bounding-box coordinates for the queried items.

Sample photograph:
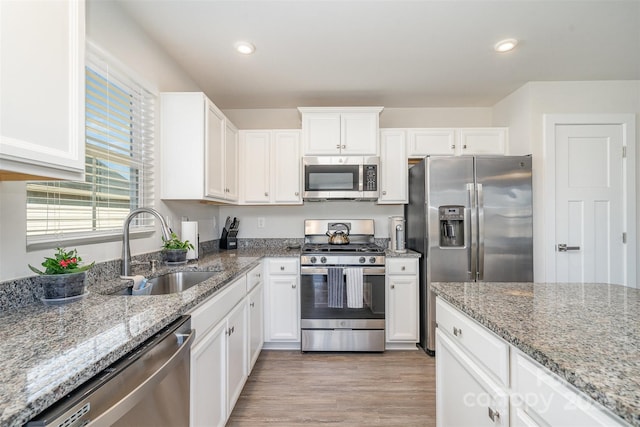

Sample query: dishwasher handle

[89,328,194,427]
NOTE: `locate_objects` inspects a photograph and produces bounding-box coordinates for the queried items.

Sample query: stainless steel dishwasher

[27,316,194,427]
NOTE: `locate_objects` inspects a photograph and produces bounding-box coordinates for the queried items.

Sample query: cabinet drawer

[511,351,626,427]
[386,258,417,275]
[267,258,299,275]
[189,275,247,345]
[436,297,509,386]
[246,263,263,292]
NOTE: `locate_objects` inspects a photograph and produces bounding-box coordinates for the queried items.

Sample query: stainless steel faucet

[121,207,172,276]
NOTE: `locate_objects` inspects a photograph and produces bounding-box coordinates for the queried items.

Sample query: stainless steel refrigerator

[405,156,533,355]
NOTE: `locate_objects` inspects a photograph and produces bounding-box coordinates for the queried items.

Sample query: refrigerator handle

[467,183,477,280]
[477,183,484,281]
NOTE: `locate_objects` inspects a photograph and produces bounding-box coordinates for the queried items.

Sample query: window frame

[25,41,159,251]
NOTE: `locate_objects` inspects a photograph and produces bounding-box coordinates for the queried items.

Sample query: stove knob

[359,257,366,264]
[320,256,327,264]
[310,256,317,264]
[369,257,377,264]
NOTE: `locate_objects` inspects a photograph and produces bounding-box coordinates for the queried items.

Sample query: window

[26,45,156,247]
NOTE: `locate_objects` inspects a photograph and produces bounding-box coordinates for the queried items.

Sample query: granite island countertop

[431,281,640,426]
[0,247,299,427]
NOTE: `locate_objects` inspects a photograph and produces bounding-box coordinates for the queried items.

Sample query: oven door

[300,266,385,324]
[300,266,385,351]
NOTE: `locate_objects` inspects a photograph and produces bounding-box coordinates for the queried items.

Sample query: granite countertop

[431,281,640,426]
[0,247,299,427]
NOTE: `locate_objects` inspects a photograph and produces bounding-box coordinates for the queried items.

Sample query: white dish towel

[345,268,364,308]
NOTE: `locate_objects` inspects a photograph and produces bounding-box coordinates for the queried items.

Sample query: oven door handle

[300,266,386,276]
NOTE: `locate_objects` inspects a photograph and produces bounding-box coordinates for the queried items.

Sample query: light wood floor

[227,350,436,426]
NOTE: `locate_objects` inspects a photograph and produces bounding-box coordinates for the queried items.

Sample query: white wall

[0,1,217,281]
[492,80,640,283]
[224,106,493,130]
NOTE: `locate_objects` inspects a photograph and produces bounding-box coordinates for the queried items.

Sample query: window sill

[26,228,156,252]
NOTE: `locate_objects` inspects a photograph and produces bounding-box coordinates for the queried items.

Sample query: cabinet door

[248,282,264,373]
[0,0,85,181]
[241,131,271,203]
[205,101,226,199]
[378,130,408,204]
[407,129,456,156]
[224,121,239,201]
[265,275,300,341]
[226,300,248,415]
[458,128,507,155]
[191,320,227,427]
[302,113,341,155]
[386,274,418,342]
[436,329,509,427]
[341,113,379,155]
[273,131,302,204]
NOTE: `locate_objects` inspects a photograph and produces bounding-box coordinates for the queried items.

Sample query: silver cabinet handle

[256,273,261,278]
[280,266,285,271]
[463,144,467,149]
[250,302,255,308]
[450,144,455,149]
[295,192,299,196]
[453,326,462,337]
[401,266,406,271]
[342,145,346,149]
[292,283,297,289]
[265,192,268,197]
[488,407,500,422]
[557,243,581,252]
[382,190,387,195]
[391,284,395,289]
[336,144,341,149]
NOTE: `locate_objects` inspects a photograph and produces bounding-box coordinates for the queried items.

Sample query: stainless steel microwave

[303,156,379,201]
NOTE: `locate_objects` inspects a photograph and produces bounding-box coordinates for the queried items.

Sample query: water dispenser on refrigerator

[439,206,464,247]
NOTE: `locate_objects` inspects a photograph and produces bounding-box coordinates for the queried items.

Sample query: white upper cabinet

[161,92,238,203]
[224,121,239,201]
[407,127,508,157]
[0,0,85,181]
[378,129,408,204]
[299,107,383,155]
[239,130,302,205]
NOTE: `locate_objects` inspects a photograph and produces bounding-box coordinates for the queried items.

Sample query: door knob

[557,243,581,252]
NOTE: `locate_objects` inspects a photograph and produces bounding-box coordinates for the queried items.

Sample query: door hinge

[623,232,627,244]
[623,146,627,158]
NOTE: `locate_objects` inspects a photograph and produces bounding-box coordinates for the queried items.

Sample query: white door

[554,124,626,284]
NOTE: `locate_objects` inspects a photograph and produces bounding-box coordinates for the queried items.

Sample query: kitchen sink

[113,271,217,295]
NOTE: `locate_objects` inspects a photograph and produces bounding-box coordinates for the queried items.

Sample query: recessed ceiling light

[494,38,518,53]
[234,41,255,55]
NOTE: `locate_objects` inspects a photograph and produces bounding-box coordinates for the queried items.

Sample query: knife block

[220,227,238,250]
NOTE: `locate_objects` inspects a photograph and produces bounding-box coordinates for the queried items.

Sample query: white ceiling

[117,0,640,109]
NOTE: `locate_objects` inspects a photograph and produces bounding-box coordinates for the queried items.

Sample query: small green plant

[162,232,195,251]
[28,247,94,275]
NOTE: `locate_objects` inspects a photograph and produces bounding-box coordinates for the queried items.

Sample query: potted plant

[162,232,195,263]
[28,247,94,301]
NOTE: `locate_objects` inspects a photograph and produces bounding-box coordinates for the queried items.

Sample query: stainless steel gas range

[300,219,386,352]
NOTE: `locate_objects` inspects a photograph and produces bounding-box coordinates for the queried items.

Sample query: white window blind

[26,46,156,246]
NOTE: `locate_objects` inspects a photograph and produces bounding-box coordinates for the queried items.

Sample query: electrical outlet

[257,217,265,229]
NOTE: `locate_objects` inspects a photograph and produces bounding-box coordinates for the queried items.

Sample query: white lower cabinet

[385,258,419,343]
[226,300,248,414]
[264,258,300,346]
[247,282,264,372]
[510,351,627,427]
[436,296,628,427]
[436,328,509,427]
[191,320,227,427]
[189,265,261,427]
